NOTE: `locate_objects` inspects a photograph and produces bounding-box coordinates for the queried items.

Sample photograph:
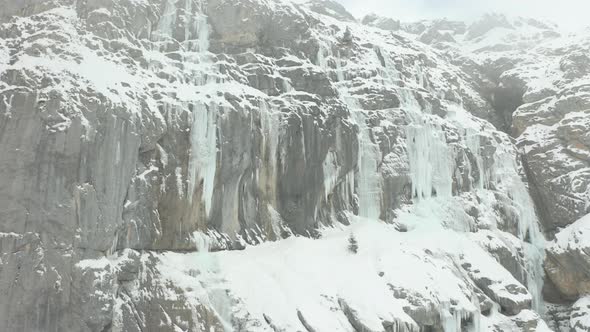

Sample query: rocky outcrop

[545,214,590,300]
[465,13,513,41]
[304,0,355,22]
[362,13,401,31]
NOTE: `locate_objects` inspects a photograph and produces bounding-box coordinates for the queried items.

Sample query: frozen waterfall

[345,97,383,220]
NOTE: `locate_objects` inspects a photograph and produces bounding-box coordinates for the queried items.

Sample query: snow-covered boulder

[545,214,590,299]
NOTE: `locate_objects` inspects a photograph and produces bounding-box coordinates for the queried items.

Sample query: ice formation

[188,102,217,217]
[349,99,383,220]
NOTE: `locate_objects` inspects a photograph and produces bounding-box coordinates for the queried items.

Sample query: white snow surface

[570,296,590,332]
[147,191,544,331]
[551,213,590,253]
[159,215,494,332]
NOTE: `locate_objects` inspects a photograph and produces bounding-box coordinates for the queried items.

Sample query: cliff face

[1,1,589,331]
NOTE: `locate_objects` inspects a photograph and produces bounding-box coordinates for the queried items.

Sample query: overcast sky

[335,0,590,31]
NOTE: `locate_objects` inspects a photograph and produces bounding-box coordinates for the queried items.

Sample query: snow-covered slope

[1,1,588,331]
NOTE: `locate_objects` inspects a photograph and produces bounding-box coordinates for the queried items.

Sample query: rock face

[0,1,588,331]
[545,214,590,300]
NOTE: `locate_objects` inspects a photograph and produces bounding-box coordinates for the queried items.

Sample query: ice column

[346,97,382,220]
[492,147,546,313]
[152,0,178,50]
[335,50,345,82]
[470,294,481,332]
[464,128,488,190]
[439,302,460,332]
[439,301,482,332]
[259,101,281,205]
[317,42,345,82]
[317,42,330,70]
[401,89,453,200]
[180,0,216,217]
[186,0,210,52]
[188,103,218,217]
[406,120,453,200]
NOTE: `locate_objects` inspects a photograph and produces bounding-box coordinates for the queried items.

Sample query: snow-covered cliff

[1,0,589,331]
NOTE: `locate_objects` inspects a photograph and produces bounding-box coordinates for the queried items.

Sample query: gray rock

[560,51,590,80]
[462,260,532,316]
[361,14,401,31]
[545,220,590,301]
[466,13,513,41]
[304,0,356,22]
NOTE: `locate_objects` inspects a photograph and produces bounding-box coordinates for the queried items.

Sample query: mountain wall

[1,1,590,331]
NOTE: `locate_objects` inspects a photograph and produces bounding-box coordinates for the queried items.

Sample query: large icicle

[380,47,453,200]
[464,128,488,190]
[400,89,453,200]
[260,101,280,175]
[470,293,481,332]
[184,0,209,52]
[322,150,341,201]
[259,100,281,206]
[183,0,216,217]
[439,302,462,332]
[152,0,178,51]
[405,118,453,200]
[195,6,209,53]
[491,146,546,313]
[188,103,218,217]
[316,42,346,82]
[347,97,382,220]
[316,42,330,71]
[438,299,481,332]
[335,50,345,82]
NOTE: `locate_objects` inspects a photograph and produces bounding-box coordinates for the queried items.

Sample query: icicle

[405,116,453,200]
[491,146,546,313]
[115,141,121,165]
[317,41,345,83]
[175,167,184,197]
[375,45,401,83]
[153,0,178,51]
[317,42,330,70]
[108,230,119,256]
[346,97,382,220]
[194,231,211,253]
[259,101,281,205]
[184,0,192,47]
[188,103,218,217]
[2,94,13,117]
[195,9,209,53]
[470,294,481,332]
[438,299,482,332]
[464,128,487,190]
[439,302,459,332]
[398,86,454,200]
[282,79,293,93]
[322,150,340,201]
[335,50,345,82]
[414,62,425,88]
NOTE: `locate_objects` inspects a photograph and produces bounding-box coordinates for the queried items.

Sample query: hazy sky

[335,0,590,31]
